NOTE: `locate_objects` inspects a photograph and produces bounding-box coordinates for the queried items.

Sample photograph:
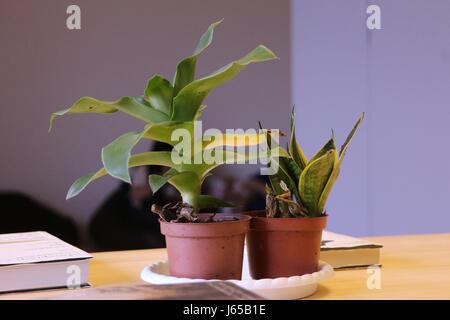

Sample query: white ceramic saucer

[141,259,334,300]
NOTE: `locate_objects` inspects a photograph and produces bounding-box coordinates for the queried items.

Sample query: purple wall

[292,0,450,236]
[0,0,291,227]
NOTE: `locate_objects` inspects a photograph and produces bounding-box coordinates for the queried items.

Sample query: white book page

[321,231,382,250]
[0,231,92,266]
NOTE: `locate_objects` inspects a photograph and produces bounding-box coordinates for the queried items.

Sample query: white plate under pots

[141,257,334,300]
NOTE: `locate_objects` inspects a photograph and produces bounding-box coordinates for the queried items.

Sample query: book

[45,282,264,300]
[320,231,382,270]
[0,231,92,293]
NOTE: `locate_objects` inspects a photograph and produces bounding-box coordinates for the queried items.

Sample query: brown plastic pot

[160,213,251,280]
[246,211,327,279]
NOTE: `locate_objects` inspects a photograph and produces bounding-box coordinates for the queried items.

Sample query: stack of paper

[0,231,92,293]
[320,231,382,269]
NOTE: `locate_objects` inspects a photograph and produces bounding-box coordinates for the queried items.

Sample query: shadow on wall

[0,192,79,245]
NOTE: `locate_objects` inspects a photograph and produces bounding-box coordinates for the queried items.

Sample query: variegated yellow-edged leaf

[317,150,340,213]
[289,109,308,170]
[203,132,270,150]
[310,138,336,163]
[340,112,364,161]
[298,149,336,215]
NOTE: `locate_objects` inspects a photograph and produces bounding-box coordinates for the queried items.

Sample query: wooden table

[2,233,450,299]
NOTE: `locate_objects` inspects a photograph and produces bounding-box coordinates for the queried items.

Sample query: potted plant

[246,111,364,279]
[49,20,277,280]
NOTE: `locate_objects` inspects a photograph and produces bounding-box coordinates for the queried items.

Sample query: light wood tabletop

[2,233,450,300]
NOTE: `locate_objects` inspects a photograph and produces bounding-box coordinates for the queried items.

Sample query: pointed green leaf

[66,170,106,200]
[101,131,143,183]
[50,96,169,131]
[148,169,178,193]
[194,105,207,120]
[173,20,223,96]
[314,113,364,213]
[166,171,201,208]
[143,121,194,146]
[310,138,336,163]
[165,172,233,210]
[66,151,178,199]
[299,150,336,215]
[317,150,340,213]
[197,195,234,209]
[280,156,301,185]
[144,75,173,115]
[173,58,195,98]
[340,112,364,161]
[166,173,232,210]
[194,19,223,55]
[171,45,278,121]
[148,174,168,194]
[289,109,308,170]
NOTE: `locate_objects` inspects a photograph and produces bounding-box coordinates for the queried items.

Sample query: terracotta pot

[160,213,250,280]
[246,211,327,279]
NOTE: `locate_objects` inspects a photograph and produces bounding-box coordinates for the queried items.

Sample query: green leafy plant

[49,20,278,222]
[264,110,364,218]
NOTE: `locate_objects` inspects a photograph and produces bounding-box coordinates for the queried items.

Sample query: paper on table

[0,231,92,266]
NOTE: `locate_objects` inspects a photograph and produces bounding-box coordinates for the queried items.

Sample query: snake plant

[49,20,277,222]
[265,110,364,218]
